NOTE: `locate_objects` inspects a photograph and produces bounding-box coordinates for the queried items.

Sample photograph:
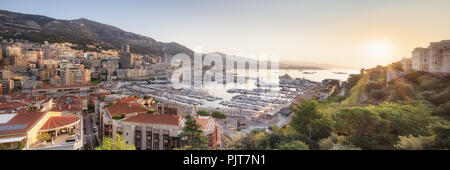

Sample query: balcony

[27,133,83,150]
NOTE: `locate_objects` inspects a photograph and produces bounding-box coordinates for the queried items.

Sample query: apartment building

[119,44,133,69]
[0,110,83,150]
[60,64,91,85]
[31,84,99,97]
[116,113,182,150]
[99,95,221,150]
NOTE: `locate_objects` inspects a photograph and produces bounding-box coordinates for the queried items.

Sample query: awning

[0,136,26,143]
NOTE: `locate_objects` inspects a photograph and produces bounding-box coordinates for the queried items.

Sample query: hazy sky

[1,0,450,68]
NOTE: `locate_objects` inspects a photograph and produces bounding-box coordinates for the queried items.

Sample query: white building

[411,40,450,73]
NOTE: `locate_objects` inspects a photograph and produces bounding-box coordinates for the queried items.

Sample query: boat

[333,71,347,74]
[302,71,317,74]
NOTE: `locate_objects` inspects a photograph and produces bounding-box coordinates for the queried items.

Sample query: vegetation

[95,134,136,150]
[196,110,210,116]
[90,79,102,84]
[211,111,226,119]
[88,104,95,113]
[112,114,125,120]
[234,64,449,150]
[290,100,332,145]
[0,140,25,150]
[147,110,155,114]
[179,115,210,150]
[37,133,51,142]
[232,126,309,150]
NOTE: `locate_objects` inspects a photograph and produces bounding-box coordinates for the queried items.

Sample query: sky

[1,0,450,68]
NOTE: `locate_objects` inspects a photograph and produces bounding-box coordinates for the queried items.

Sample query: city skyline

[1,0,450,68]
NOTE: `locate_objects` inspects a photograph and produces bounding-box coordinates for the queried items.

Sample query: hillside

[0,10,193,56]
[233,63,450,150]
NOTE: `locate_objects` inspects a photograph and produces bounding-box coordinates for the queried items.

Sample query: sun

[366,41,392,57]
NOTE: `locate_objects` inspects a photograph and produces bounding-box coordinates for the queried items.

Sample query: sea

[197,69,360,106]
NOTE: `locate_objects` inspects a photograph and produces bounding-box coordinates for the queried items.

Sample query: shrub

[37,133,51,142]
[112,114,125,120]
[197,110,209,116]
[366,81,384,90]
[211,111,226,119]
[432,101,450,120]
[388,81,415,102]
[370,89,386,100]
[427,87,450,105]
[419,77,441,91]
[345,74,362,90]
[403,71,428,84]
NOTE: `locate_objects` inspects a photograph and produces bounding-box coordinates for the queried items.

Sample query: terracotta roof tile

[0,101,29,111]
[50,104,83,112]
[117,96,140,103]
[40,116,79,131]
[106,102,148,116]
[195,118,211,130]
[123,113,179,126]
[0,111,46,135]
[33,84,98,90]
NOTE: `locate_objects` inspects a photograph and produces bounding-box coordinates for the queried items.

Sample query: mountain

[0,10,193,56]
[0,10,355,70]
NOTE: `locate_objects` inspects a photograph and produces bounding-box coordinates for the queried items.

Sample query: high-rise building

[3,44,27,73]
[119,44,133,69]
[0,45,3,61]
[60,64,91,85]
[0,69,11,80]
[1,79,14,94]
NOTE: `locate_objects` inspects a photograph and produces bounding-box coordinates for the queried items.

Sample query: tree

[345,74,362,91]
[333,103,434,150]
[333,107,392,149]
[95,134,136,150]
[290,100,332,142]
[426,123,450,150]
[88,104,95,113]
[211,111,226,119]
[37,133,51,142]
[237,120,241,131]
[232,126,311,150]
[179,115,210,150]
[197,110,209,116]
[388,80,415,102]
[433,101,450,121]
[318,132,347,150]
[390,61,404,71]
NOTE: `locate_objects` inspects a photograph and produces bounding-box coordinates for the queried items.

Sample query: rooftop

[40,115,79,132]
[0,111,46,135]
[106,102,149,116]
[33,84,99,90]
[195,117,215,131]
[123,113,179,126]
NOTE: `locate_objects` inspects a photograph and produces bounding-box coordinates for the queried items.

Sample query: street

[83,110,99,150]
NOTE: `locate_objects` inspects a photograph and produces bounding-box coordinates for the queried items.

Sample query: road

[83,111,99,150]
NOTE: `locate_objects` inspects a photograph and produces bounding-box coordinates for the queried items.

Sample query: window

[146,129,153,150]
